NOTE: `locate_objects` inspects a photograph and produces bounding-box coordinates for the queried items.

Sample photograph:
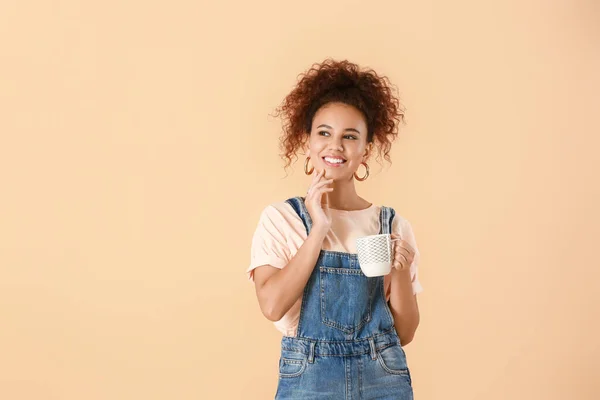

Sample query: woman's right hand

[305,169,333,236]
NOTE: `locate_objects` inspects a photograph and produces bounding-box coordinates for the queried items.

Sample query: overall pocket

[278,350,308,378]
[377,344,410,377]
[319,266,377,334]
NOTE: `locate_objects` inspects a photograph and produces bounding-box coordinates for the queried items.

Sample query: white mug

[355,233,401,277]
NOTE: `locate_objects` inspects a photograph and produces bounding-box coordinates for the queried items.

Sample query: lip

[322,156,347,167]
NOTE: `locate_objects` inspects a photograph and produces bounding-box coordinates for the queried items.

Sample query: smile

[323,156,347,167]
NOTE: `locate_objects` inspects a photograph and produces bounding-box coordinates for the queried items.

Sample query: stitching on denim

[308,342,315,364]
[376,350,409,376]
[380,206,387,235]
[382,277,396,327]
[282,335,398,350]
[279,359,307,378]
[319,266,372,334]
[296,280,310,335]
[358,356,364,399]
[321,316,370,334]
[369,338,377,360]
[281,358,304,365]
[296,196,313,233]
[344,356,350,400]
[280,347,309,355]
[281,342,399,358]
[288,328,399,344]
[320,267,364,275]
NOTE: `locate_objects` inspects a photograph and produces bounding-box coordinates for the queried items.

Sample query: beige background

[1,0,599,399]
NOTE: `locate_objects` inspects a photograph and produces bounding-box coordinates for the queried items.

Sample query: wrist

[390,266,412,279]
[309,225,329,241]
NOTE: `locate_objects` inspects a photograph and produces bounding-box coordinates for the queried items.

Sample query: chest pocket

[319,266,378,334]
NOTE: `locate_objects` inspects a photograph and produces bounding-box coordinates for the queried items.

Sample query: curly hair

[274,59,405,169]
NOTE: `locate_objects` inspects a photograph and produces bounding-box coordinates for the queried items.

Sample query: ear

[362,143,373,162]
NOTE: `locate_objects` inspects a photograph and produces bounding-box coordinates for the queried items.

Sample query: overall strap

[379,206,396,235]
[285,196,313,235]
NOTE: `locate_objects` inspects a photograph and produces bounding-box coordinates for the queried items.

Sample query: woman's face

[307,102,370,181]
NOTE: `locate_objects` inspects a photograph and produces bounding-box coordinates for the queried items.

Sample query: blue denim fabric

[275,197,413,400]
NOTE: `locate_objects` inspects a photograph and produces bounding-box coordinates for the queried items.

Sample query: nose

[327,137,343,152]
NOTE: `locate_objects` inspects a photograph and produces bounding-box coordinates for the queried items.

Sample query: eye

[318,131,330,137]
[344,135,358,140]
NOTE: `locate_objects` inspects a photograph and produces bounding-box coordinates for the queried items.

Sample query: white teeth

[324,157,344,164]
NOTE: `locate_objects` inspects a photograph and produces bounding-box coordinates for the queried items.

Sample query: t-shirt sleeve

[246,205,293,282]
[387,216,424,296]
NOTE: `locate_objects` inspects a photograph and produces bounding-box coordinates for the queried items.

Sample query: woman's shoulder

[253,198,307,239]
[260,197,300,213]
[257,197,303,224]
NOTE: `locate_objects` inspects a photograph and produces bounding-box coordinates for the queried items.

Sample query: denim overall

[275,197,413,400]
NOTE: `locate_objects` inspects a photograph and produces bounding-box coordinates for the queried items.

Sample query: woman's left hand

[391,233,415,271]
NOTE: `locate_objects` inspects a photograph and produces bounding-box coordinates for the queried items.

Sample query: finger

[391,259,404,270]
[311,169,322,185]
[308,178,332,196]
[315,186,334,196]
[311,168,322,182]
[394,239,415,255]
[394,254,409,269]
[315,187,334,204]
[307,184,333,201]
[394,250,412,267]
[307,171,325,196]
[394,243,413,258]
[393,246,409,259]
[394,250,410,263]
[313,179,334,190]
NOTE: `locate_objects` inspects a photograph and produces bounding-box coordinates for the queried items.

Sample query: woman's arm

[388,232,421,345]
[388,268,420,346]
[253,225,328,322]
[252,170,333,322]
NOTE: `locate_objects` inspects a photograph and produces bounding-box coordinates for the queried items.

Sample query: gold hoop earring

[304,157,314,175]
[354,162,369,181]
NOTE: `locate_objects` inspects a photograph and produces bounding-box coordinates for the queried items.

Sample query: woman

[247,59,423,399]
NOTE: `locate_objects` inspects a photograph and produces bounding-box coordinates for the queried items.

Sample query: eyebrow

[316,124,361,135]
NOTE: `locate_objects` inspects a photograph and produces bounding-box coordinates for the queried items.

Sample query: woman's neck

[325,179,371,211]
